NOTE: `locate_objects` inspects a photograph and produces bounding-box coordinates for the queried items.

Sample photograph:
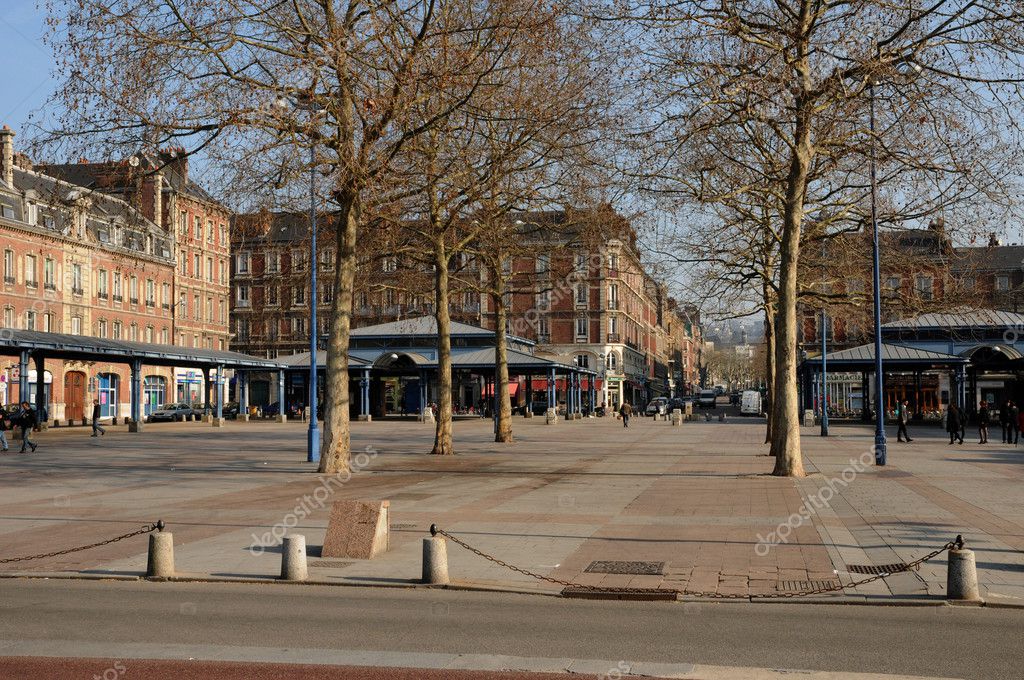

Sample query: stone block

[358,414,373,422]
[321,500,390,560]
[545,407,558,425]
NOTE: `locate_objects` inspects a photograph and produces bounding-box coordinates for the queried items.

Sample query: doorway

[64,371,86,421]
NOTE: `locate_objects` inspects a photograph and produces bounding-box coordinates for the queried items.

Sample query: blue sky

[0,1,59,136]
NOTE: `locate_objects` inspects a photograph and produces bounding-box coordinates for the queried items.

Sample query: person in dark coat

[1009,401,1020,445]
[17,401,37,453]
[999,399,1011,443]
[946,404,964,445]
[896,399,912,442]
[0,405,10,452]
[618,402,632,428]
[978,401,990,444]
[91,399,106,437]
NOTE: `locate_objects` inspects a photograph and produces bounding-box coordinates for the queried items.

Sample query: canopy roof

[805,342,967,365]
[884,308,1024,331]
[0,330,285,369]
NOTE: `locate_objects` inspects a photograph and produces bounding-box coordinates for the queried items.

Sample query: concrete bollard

[422,536,449,585]
[947,543,981,602]
[671,409,682,426]
[718,413,727,422]
[545,408,558,425]
[146,531,175,578]
[280,534,308,581]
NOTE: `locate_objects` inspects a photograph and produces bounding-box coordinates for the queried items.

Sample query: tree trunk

[763,296,775,446]
[318,194,358,474]
[492,262,513,443]
[431,239,455,455]
[770,70,812,477]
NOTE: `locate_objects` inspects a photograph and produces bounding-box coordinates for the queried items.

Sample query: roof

[952,244,1024,272]
[0,330,285,369]
[276,350,371,368]
[351,316,494,338]
[806,342,966,364]
[275,346,589,373]
[883,308,1024,330]
[451,347,593,372]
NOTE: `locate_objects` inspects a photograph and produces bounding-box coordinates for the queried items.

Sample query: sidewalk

[0,415,1021,603]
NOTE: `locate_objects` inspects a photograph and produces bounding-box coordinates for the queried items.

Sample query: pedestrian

[618,401,632,428]
[91,399,106,437]
[896,399,912,442]
[0,405,10,452]
[946,403,964,445]
[1010,401,1020,445]
[17,401,37,453]
[1000,399,1012,443]
[978,400,990,444]
[1017,407,1024,448]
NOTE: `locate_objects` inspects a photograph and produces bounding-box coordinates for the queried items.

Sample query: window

[44,259,56,290]
[536,253,550,275]
[112,321,122,340]
[219,299,225,323]
[130,323,138,341]
[97,269,108,298]
[322,283,333,305]
[237,285,250,307]
[294,286,306,305]
[179,252,187,276]
[607,352,619,370]
[3,249,13,283]
[846,277,865,295]
[193,215,202,240]
[537,288,551,309]
[24,255,37,287]
[219,223,227,245]
[575,283,587,305]
[113,274,122,301]
[193,294,200,320]
[915,275,934,300]
[382,256,396,273]
[98,319,107,338]
[143,325,152,342]
[537,317,550,342]
[206,297,213,322]
[962,276,976,291]
[129,276,138,304]
[161,283,170,308]
[236,252,250,274]
[219,260,226,284]
[575,354,590,369]
[71,315,82,335]
[207,219,214,242]
[607,253,619,270]
[575,316,588,340]
[358,292,369,309]
[178,293,187,318]
[996,275,1010,291]
[72,264,83,295]
[206,257,214,282]
[237,318,250,341]
[42,312,53,332]
[885,276,900,295]
[609,315,618,335]
[179,211,188,235]
[2,306,13,328]
[267,251,279,273]
[267,285,279,306]
[146,279,155,305]
[161,328,169,344]
[575,252,587,272]
[291,317,306,335]
[818,315,834,341]
[608,283,619,309]
[1,203,14,219]
[193,254,201,278]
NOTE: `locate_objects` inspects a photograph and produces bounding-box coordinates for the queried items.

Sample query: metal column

[33,353,47,425]
[276,369,286,422]
[238,371,250,421]
[18,350,29,406]
[214,364,224,424]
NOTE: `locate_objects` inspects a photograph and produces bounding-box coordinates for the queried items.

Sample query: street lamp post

[869,75,886,465]
[307,140,320,463]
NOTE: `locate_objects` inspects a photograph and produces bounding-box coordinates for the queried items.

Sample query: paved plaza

[1,413,1022,603]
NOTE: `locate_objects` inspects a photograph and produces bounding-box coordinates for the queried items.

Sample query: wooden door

[64,371,85,421]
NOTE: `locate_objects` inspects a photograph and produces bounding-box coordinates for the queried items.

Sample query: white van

[740,390,762,416]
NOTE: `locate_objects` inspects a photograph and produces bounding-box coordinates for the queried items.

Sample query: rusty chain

[0,520,164,565]
[431,525,959,599]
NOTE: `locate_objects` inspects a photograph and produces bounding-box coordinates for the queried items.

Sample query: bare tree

[624,0,1024,475]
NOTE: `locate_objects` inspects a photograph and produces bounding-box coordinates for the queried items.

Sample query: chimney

[1,125,14,187]
[152,171,163,230]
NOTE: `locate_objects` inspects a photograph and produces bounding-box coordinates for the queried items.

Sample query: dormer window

[0,204,14,219]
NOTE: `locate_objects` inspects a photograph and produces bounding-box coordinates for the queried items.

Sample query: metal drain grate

[389,523,417,530]
[307,560,353,569]
[584,560,664,575]
[845,563,911,575]
[776,579,842,592]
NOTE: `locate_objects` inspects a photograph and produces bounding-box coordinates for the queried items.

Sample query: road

[0,579,1020,679]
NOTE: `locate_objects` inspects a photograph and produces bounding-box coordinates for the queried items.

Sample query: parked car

[262,402,282,417]
[146,403,193,423]
[697,390,717,408]
[531,400,550,416]
[222,401,240,419]
[645,397,669,416]
[729,391,742,405]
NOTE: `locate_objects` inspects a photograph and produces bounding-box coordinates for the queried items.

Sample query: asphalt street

[0,579,1021,679]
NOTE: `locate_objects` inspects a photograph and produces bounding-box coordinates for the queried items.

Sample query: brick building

[39,150,232,404]
[0,126,178,418]
[228,208,703,411]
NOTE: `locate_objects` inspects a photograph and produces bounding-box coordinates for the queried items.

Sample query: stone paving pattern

[0,412,1021,602]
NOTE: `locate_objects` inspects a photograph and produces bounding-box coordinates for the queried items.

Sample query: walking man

[1000,399,1012,443]
[896,399,912,442]
[1010,401,1020,445]
[91,399,106,437]
[0,406,10,452]
[619,401,632,428]
[17,401,37,453]
[946,403,964,445]
[978,400,990,444]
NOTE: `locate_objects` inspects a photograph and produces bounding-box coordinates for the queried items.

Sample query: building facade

[0,126,179,419]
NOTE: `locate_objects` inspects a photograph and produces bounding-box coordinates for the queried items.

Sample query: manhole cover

[776,579,842,592]
[584,560,664,575]
[308,560,354,569]
[845,563,911,575]
[389,523,417,530]
[562,587,676,601]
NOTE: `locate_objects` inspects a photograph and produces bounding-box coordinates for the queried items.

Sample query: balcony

[607,333,621,343]
[98,291,108,300]
[44,282,57,291]
[146,300,155,308]
[161,303,170,310]
[607,299,619,310]
[26,280,37,289]
[537,334,551,344]
[3,276,14,284]
[72,286,84,296]
[112,294,123,303]
[129,297,139,305]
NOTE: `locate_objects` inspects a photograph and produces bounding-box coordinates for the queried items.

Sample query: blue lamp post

[869,74,886,465]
